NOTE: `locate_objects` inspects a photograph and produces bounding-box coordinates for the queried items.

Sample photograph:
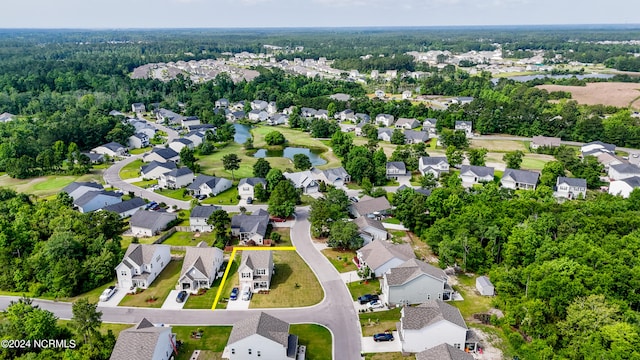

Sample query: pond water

[253,147,327,166]
[233,123,252,144]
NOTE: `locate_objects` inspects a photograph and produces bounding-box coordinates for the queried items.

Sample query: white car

[367,300,384,309]
[99,286,117,302]
[241,285,252,301]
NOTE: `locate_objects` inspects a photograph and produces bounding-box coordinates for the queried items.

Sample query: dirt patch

[537,82,640,109]
[470,139,528,152]
[472,327,504,360]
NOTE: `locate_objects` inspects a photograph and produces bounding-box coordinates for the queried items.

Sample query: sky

[2,0,639,28]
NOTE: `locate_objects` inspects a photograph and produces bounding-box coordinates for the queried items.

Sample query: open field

[470,139,528,152]
[537,82,640,109]
[118,260,183,308]
[0,171,103,198]
[359,308,402,336]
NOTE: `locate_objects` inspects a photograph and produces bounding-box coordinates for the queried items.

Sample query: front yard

[347,278,381,302]
[201,187,240,205]
[359,307,402,336]
[321,248,358,273]
[118,260,183,308]
[155,187,192,201]
[119,159,143,179]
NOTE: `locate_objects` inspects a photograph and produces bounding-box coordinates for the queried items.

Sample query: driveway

[162,290,188,310]
[97,288,127,308]
[226,298,250,310]
[339,270,361,284]
[361,331,402,353]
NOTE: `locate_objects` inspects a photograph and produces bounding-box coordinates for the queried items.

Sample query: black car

[246,197,253,204]
[358,294,379,304]
[230,287,239,301]
[373,333,394,342]
[176,290,188,303]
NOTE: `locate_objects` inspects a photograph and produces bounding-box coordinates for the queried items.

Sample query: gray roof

[620,176,640,188]
[353,216,386,233]
[583,141,616,152]
[386,162,406,172]
[416,343,474,360]
[476,275,493,288]
[610,163,640,175]
[377,113,394,120]
[190,205,221,219]
[0,112,15,121]
[148,147,179,160]
[402,300,467,330]
[122,244,166,267]
[351,196,391,216]
[502,168,539,185]
[141,161,177,174]
[423,118,437,126]
[187,175,231,191]
[404,130,429,142]
[187,124,215,131]
[557,176,587,188]
[460,165,494,178]
[83,152,105,162]
[180,244,223,280]
[173,138,193,145]
[385,259,447,286]
[355,113,370,122]
[74,190,121,207]
[396,118,420,127]
[420,156,448,166]
[455,121,472,127]
[310,167,350,183]
[231,209,269,237]
[62,181,103,195]
[228,312,290,347]
[377,128,393,137]
[130,209,177,231]
[110,318,170,360]
[238,177,267,187]
[102,197,146,214]
[101,142,126,152]
[358,240,415,271]
[330,93,351,101]
[164,167,194,178]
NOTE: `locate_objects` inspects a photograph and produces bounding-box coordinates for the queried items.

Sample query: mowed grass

[0,171,103,198]
[118,260,183,308]
[470,139,528,152]
[364,353,407,360]
[119,159,144,179]
[520,154,554,170]
[130,146,152,155]
[173,326,232,360]
[321,248,358,273]
[216,256,240,309]
[198,142,293,180]
[183,282,220,309]
[162,231,217,246]
[67,279,117,303]
[249,250,324,308]
[359,308,402,336]
[450,274,494,320]
[155,187,192,201]
[347,278,380,301]
[202,187,240,205]
[290,324,333,360]
[132,179,158,188]
[271,227,292,247]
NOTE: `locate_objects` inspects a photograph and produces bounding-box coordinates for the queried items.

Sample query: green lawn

[120,234,161,249]
[202,187,240,205]
[173,326,232,360]
[0,172,103,198]
[520,156,550,170]
[119,159,144,179]
[270,227,292,246]
[162,231,217,246]
[290,324,333,360]
[183,283,220,309]
[382,217,401,225]
[67,280,117,303]
[32,176,77,191]
[321,248,358,273]
[198,143,292,180]
[299,194,315,206]
[359,308,402,336]
[155,187,192,201]
[364,353,407,360]
[132,179,158,188]
[118,260,183,308]
[450,274,493,320]
[347,278,380,301]
[130,146,152,155]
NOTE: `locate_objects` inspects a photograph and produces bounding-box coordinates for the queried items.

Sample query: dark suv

[176,290,188,303]
[373,333,394,342]
[358,294,379,304]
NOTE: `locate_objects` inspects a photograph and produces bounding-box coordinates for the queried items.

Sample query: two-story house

[381,259,452,306]
[395,118,420,130]
[115,244,171,290]
[238,250,274,293]
[231,209,270,245]
[356,240,416,277]
[419,157,449,178]
[188,175,233,197]
[386,162,408,180]
[399,300,468,353]
[168,138,194,154]
[422,118,437,137]
[376,114,395,127]
[131,102,146,114]
[500,168,539,190]
[555,176,587,199]
[141,161,177,180]
[128,133,149,149]
[377,128,393,142]
[158,167,194,189]
[143,148,179,163]
[226,312,298,360]
[110,318,176,360]
[178,242,224,294]
[454,121,473,138]
[189,205,221,232]
[238,178,267,200]
[459,165,494,187]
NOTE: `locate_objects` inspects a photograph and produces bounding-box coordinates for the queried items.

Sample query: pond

[233,123,252,144]
[253,147,327,166]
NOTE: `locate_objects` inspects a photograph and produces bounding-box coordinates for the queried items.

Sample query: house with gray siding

[381,259,451,306]
[74,190,122,213]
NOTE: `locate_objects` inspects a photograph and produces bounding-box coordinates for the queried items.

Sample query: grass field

[0,171,103,198]
[119,159,143,179]
[173,326,231,360]
[347,278,380,301]
[321,248,358,273]
[132,179,158,188]
[162,231,217,246]
[67,280,117,303]
[537,82,640,109]
[520,154,554,170]
[198,142,293,180]
[364,353,407,360]
[202,187,240,205]
[155,187,192,201]
[118,260,183,308]
[470,139,528,152]
[450,274,493,320]
[120,234,161,248]
[290,324,333,360]
[359,308,402,336]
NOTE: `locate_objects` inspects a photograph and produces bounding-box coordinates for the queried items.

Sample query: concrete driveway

[340,270,361,284]
[361,331,402,353]
[226,297,250,310]
[162,290,188,309]
[97,287,127,308]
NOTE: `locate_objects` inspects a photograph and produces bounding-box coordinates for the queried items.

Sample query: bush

[265,131,286,146]
[271,233,281,243]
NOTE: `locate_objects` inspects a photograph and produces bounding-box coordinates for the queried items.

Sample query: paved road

[0,209,362,360]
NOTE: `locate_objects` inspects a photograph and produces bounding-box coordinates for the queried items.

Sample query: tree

[266,168,285,192]
[419,173,437,189]
[253,158,271,178]
[310,119,339,138]
[207,209,231,242]
[254,183,268,202]
[330,131,353,158]
[199,140,215,155]
[222,153,241,181]
[540,160,566,187]
[446,145,464,167]
[327,220,363,250]
[390,129,406,145]
[293,153,312,171]
[180,147,197,171]
[440,129,469,149]
[361,123,378,140]
[503,150,525,169]
[265,131,286,146]
[243,138,254,150]
[268,180,299,218]
[467,148,488,166]
[327,102,337,117]
[72,298,102,345]
[309,188,350,237]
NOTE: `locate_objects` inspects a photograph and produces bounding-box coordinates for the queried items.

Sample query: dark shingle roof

[502,168,540,185]
[190,205,220,219]
[102,198,146,214]
[228,312,290,347]
[416,343,474,360]
[164,167,193,178]
[385,259,447,286]
[557,176,587,188]
[621,176,640,188]
[231,209,269,237]
[420,156,448,166]
[402,300,467,330]
[130,210,177,230]
[102,142,125,152]
[148,147,179,160]
[74,190,121,207]
[238,177,267,187]
[141,161,177,174]
[610,163,640,175]
[62,181,103,194]
[386,162,406,172]
[460,165,494,178]
[351,196,391,216]
[353,216,386,233]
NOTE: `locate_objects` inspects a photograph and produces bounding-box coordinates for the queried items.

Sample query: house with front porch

[555,176,587,199]
[115,244,171,290]
[386,162,408,180]
[231,209,270,245]
[178,242,224,294]
[381,259,451,306]
[141,161,177,180]
[395,118,420,130]
[283,171,319,194]
[238,250,274,293]
[500,168,539,190]
[188,175,233,196]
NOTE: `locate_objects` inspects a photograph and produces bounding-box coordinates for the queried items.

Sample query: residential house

[115,244,171,290]
[130,210,177,237]
[227,110,246,122]
[184,131,205,147]
[355,122,367,136]
[402,90,413,100]
[353,216,388,245]
[395,118,420,130]
[330,93,351,101]
[315,109,329,120]
[231,209,270,245]
[178,242,224,294]
[91,142,127,157]
[187,175,233,197]
[226,312,298,360]
[454,121,473,138]
[476,276,495,296]
[267,114,288,126]
[355,113,370,123]
[453,96,474,105]
[349,195,392,218]
[74,191,122,213]
[141,161,177,180]
[0,112,15,122]
[283,171,319,194]
[189,205,220,232]
[375,89,386,98]
[248,109,269,122]
[531,136,561,150]
[398,185,432,197]
[608,163,640,181]
[609,176,640,198]
[404,130,430,144]
[381,259,452,306]
[187,124,215,132]
[251,100,268,111]
[581,141,616,157]
[267,102,278,114]
[309,167,351,188]
[337,109,356,122]
[215,98,229,108]
[422,118,437,137]
[110,318,176,360]
[555,177,587,199]
[356,240,415,277]
[300,107,317,118]
[102,198,146,218]
[399,300,468,353]
[143,148,179,163]
[62,181,104,201]
[83,152,105,164]
[500,168,539,190]
[131,103,146,114]
[128,133,149,149]
[238,250,274,292]
[129,119,156,138]
[376,114,395,127]
[238,178,267,200]
[181,116,200,128]
[158,167,194,189]
[155,108,184,125]
[168,138,194,154]
[459,165,495,186]
[377,128,393,142]
[386,161,408,180]
[419,157,449,178]
[597,152,623,170]
[415,343,474,360]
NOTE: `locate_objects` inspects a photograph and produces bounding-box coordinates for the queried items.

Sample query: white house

[353,216,388,245]
[419,157,449,178]
[168,138,194,154]
[231,209,270,245]
[399,300,468,353]
[267,101,278,114]
[597,153,623,171]
[141,161,177,180]
[309,167,351,188]
[377,128,393,142]
[555,177,587,199]
[185,131,205,147]
[376,114,395,127]
[110,318,176,360]
[187,175,233,196]
[404,130,430,144]
[500,168,539,190]
[356,240,416,278]
[475,276,495,296]
[189,205,220,232]
[178,242,224,294]
[454,121,473,138]
[402,90,412,100]
[386,161,408,180]
[251,100,268,111]
[130,210,177,237]
[143,148,179,163]
[156,108,184,125]
[248,109,269,122]
[416,343,474,360]
[395,118,420,130]
[158,167,194,189]
[91,142,127,157]
[581,141,616,157]
[238,250,274,293]
[181,116,200,128]
[422,118,437,136]
[609,176,640,198]
[226,312,298,360]
[131,103,146,114]
[459,165,494,186]
[283,171,319,194]
[74,190,122,213]
[375,89,386,98]
[128,133,149,149]
[267,114,288,126]
[608,163,640,181]
[102,198,146,218]
[62,181,104,201]
[215,98,229,108]
[238,178,267,200]
[381,259,451,306]
[115,244,171,290]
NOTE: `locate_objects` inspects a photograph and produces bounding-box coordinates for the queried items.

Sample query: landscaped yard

[198,142,293,180]
[118,260,183,308]
[321,248,358,273]
[382,217,401,225]
[347,278,380,301]
[173,326,232,360]
[120,234,161,249]
[201,187,240,205]
[270,227,292,246]
[359,307,401,336]
[155,187,192,201]
[119,159,144,179]
[162,231,217,246]
[290,324,333,360]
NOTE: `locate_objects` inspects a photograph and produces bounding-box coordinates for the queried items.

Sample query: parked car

[99,286,117,302]
[241,285,252,301]
[373,333,394,342]
[246,197,253,204]
[145,201,157,210]
[358,294,379,304]
[270,217,286,223]
[349,196,359,203]
[230,287,239,301]
[176,290,188,303]
[367,300,384,309]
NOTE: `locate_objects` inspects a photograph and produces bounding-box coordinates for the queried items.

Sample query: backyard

[161,231,217,246]
[347,278,381,302]
[173,326,231,360]
[118,260,183,308]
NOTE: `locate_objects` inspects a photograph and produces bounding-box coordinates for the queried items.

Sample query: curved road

[0,209,362,360]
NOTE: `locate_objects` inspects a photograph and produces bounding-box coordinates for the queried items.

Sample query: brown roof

[351,196,391,216]
[401,300,467,330]
[385,259,447,286]
[532,136,561,147]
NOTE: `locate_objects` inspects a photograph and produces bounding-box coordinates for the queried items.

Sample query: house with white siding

[130,210,177,237]
[102,198,146,218]
[356,240,415,278]
[91,142,127,157]
[399,300,468,353]
[349,195,392,218]
[608,163,640,181]
[422,118,437,137]
[187,175,233,197]
[158,167,194,189]
[225,312,298,360]
[283,171,319,194]
[377,128,393,142]
[309,167,351,188]
[110,318,176,360]
[238,178,267,200]
[395,118,420,130]
[459,165,494,187]
[178,242,224,294]
[353,216,388,245]
[376,114,395,127]
[581,141,616,157]
[404,130,430,144]
[500,169,539,190]
[454,121,473,138]
[143,148,179,163]
[609,176,640,198]
[555,177,587,199]
[128,133,149,149]
[168,138,194,154]
[189,205,220,232]
[115,244,171,290]
[419,157,449,178]
[62,181,104,201]
[381,259,451,306]
[141,161,177,180]
[238,250,274,293]
[231,209,270,245]
[386,162,408,180]
[74,190,122,213]
[415,343,474,360]
[181,116,200,128]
